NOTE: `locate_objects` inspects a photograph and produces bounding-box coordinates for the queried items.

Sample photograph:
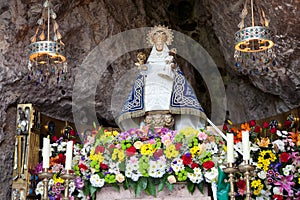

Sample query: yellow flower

[253,189,261,196]
[90,148,104,163]
[298,177,300,184]
[112,149,125,162]
[164,144,178,159]
[190,146,199,156]
[179,127,199,137]
[141,143,155,156]
[53,173,64,184]
[257,150,276,171]
[251,179,262,188]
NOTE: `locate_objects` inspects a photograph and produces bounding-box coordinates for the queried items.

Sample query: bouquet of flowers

[34,136,76,199]
[228,120,300,200]
[71,126,225,199]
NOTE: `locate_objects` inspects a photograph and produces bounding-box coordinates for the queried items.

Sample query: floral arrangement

[225,120,300,200]
[33,136,76,199]
[71,126,225,199]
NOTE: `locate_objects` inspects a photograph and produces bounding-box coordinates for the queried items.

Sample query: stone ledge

[96,184,211,200]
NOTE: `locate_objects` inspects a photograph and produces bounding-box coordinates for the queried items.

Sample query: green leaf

[197,182,204,194]
[139,177,148,190]
[165,181,174,192]
[158,181,165,192]
[112,183,120,192]
[135,181,142,197]
[187,181,195,194]
[147,178,157,197]
[89,185,97,197]
[185,166,194,173]
[119,162,126,171]
[82,184,90,196]
[123,179,129,190]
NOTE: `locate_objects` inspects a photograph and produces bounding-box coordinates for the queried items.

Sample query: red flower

[100,163,108,170]
[263,121,269,129]
[57,153,66,164]
[182,154,192,165]
[280,152,290,163]
[272,194,283,200]
[249,120,256,127]
[51,136,58,142]
[284,120,292,128]
[175,143,182,151]
[270,127,277,134]
[191,163,199,169]
[202,161,214,170]
[95,146,105,154]
[223,124,228,131]
[70,129,76,136]
[153,149,163,158]
[254,125,261,133]
[236,179,246,195]
[78,163,88,171]
[125,146,136,156]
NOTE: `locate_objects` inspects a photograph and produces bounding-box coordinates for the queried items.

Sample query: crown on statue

[146,25,174,46]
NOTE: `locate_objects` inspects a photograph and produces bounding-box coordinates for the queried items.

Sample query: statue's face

[155,41,164,52]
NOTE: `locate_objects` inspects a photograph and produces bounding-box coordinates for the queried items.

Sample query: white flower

[204,167,218,183]
[57,145,63,152]
[284,165,293,172]
[187,172,203,184]
[148,159,166,178]
[257,171,267,179]
[51,143,58,147]
[273,187,282,195]
[283,170,290,176]
[272,140,285,152]
[61,141,67,147]
[90,174,105,188]
[35,181,44,196]
[69,180,75,194]
[171,158,184,173]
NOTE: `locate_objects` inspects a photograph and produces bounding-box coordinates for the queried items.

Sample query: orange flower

[207,136,215,142]
[241,123,250,131]
[257,137,270,148]
[289,131,300,146]
[289,131,298,142]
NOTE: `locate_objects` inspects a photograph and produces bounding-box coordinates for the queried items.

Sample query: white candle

[226,133,234,163]
[242,130,250,161]
[42,137,50,169]
[65,141,73,170]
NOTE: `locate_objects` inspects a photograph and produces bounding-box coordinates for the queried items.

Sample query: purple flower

[74,177,84,189]
[274,174,295,196]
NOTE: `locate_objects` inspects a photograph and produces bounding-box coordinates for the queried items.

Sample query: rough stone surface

[0,0,299,199]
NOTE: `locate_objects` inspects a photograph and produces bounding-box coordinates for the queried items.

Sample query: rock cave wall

[0,0,299,198]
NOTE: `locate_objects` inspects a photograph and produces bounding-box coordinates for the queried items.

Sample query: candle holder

[223,163,238,200]
[60,170,75,200]
[38,168,53,200]
[238,161,255,200]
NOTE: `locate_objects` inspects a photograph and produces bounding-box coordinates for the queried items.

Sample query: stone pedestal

[96,183,211,200]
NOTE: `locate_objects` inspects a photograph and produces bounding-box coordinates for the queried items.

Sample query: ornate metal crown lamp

[234,0,276,75]
[28,0,67,85]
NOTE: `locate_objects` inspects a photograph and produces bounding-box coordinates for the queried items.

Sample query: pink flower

[274,174,295,196]
[198,132,207,141]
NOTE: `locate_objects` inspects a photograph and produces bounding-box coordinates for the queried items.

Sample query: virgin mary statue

[117,25,207,131]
